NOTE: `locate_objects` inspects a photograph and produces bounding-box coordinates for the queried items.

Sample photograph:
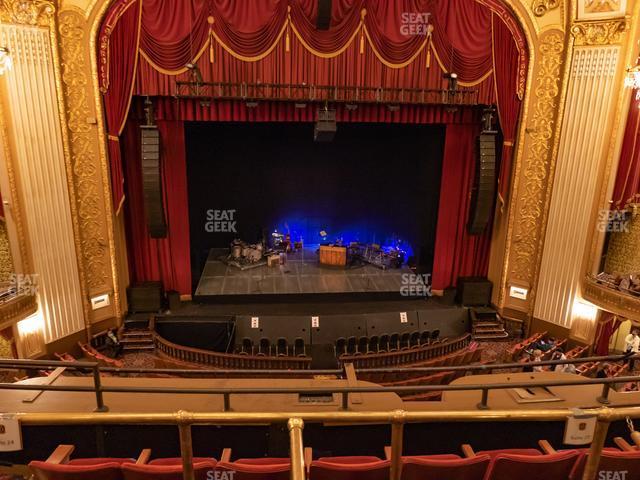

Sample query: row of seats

[507,331,547,361]
[237,337,307,358]
[336,330,441,357]
[27,436,640,480]
[78,342,124,368]
[359,342,482,385]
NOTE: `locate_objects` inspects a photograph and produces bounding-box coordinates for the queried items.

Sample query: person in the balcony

[624,328,640,370]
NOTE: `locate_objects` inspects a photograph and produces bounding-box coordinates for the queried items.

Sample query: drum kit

[227,239,266,269]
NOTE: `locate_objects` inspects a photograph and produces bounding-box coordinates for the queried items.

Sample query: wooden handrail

[337,334,471,368]
[153,332,312,370]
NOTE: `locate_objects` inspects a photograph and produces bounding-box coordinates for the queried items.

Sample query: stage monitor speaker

[127,281,163,313]
[141,126,167,238]
[314,109,336,142]
[316,0,332,30]
[456,277,492,306]
[467,133,496,235]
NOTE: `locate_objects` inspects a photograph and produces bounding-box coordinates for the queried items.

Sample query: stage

[194,246,416,300]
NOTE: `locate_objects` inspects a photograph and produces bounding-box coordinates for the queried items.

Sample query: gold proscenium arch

[46,0,571,339]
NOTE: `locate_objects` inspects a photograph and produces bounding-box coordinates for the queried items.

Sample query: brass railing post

[582,411,611,480]
[177,411,195,480]
[288,418,305,480]
[390,410,405,480]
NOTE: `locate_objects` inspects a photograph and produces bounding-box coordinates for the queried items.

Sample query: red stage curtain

[492,13,524,203]
[594,312,621,356]
[99,0,141,212]
[430,0,492,82]
[122,119,192,295]
[139,0,210,72]
[611,89,640,210]
[431,123,492,290]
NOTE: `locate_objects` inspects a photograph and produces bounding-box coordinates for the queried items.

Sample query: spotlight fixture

[294,102,307,109]
[0,47,12,75]
[443,72,458,91]
[245,100,259,108]
[185,62,203,84]
[387,104,400,112]
[345,103,358,111]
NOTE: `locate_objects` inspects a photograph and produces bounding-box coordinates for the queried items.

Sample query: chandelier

[0,47,12,75]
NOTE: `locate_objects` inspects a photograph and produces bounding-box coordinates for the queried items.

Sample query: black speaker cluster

[141,125,167,238]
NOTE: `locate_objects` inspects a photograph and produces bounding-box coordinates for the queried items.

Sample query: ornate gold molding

[58,10,110,291]
[0,293,37,327]
[0,0,55,26]
[510,32,565,288]
[583,278,640,321]
[571,18,629,45]
[532,0,560,17]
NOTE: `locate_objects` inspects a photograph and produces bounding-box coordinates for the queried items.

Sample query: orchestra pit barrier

[6,406,640,480]
[1,353,640,412]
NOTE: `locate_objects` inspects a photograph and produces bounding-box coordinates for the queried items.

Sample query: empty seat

[409,331,421,348]
[346,337,357,355]
[378,334,390,353]
[420,331,430,345]
[570,448,640,480]
[217,459,290,480]
[401,454,490,480]
[368,335,379,353]
[309,456,390,480]
[258,338,271,356]
[294,337,306,357]
[28,445,144,480]
[240,337,253,355]
[357,336,369,354]
[484,450,579,480]
[335,337,347,357]
[122,461,217,480]
[275,337,288,356]
[430,330,440,343]
[389,333,400,351]
[400,333,411,350]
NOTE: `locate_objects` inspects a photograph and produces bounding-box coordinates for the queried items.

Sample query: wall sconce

[0,47,12,75]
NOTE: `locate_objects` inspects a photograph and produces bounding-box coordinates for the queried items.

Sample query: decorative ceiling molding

[571,17,629,45]
[532,0,561,17]
[0,0,55,27]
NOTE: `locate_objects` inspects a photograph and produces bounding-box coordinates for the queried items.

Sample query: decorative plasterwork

[571,18,629,45]
[58,10,109,291]
[532,0,561,17]
[509,32,565,290]
[0,0,55,26]
[583,278,640,321]
[0,294,37,327]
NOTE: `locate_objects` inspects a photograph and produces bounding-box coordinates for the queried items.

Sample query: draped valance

[98,0,528,211]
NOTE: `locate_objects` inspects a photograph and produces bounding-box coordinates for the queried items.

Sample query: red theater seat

[30,461,129,480]
[121,460,217,480]
[217,460,290,480]
[309,456,390,480]
[401,454,491,480]
[483,450,580,480]
[570,448,640,480]
[29,445,139,480]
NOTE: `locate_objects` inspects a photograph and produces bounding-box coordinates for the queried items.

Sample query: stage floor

[195,246,414,297]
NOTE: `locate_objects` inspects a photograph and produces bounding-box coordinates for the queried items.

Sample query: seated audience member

[105,328,123,358]
[625,328,640,369]
[532,349,545,372]
[552,350,576,374]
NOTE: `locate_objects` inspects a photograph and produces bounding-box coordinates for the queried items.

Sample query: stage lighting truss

[174,81,480,108]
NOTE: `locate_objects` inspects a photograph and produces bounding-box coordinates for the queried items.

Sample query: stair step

[120,338,154,345]
[473,332,510,340]
[122,332,153,337]
[474,322,502,327]
[122,345,155,352]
